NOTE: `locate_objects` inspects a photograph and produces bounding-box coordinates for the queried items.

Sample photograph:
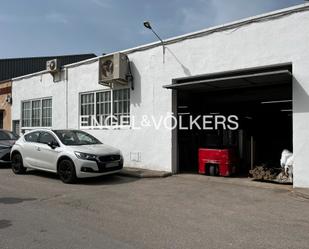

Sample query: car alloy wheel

[58,159,76,184]
[11,153,26,174]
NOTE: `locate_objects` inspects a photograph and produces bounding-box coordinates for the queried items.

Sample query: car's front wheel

[11,153,26,174]
[58,159,77,184]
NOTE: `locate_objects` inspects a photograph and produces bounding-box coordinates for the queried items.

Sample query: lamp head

[143,21,152,30]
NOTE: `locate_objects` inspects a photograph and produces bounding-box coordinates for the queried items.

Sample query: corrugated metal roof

[0,53,96,82]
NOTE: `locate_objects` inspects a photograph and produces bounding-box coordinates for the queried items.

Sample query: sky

[0,0,305,58]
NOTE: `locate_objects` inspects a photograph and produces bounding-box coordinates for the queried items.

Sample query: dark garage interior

[167,64,293,175]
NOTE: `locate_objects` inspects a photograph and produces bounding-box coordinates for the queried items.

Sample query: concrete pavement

[0,167,309,249]
[119,167,172,178]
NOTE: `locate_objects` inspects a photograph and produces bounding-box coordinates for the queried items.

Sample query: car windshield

[0,130,19,140]
[53,130,102,146]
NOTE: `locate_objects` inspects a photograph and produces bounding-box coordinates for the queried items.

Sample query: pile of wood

[249,166,283,181]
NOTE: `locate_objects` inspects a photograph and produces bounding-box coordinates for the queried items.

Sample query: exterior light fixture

[6,95,12,104]
[143,21,152,29]
[143,21,166,63]
[261,100,292,104]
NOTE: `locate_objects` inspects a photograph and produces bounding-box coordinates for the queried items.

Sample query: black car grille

[98,155,121,162]
[96,163,123,173]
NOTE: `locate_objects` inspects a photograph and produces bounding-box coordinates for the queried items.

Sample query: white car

[10,129,123,183]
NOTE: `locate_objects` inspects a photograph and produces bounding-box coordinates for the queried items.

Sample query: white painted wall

[12,73,66,129]
[12,6,309,186]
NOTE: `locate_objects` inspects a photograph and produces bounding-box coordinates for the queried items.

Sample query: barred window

[21,98,52,128]
[80,88,130,127]
[81,93,94,126]
[113,89,130,125]
[31,100,41,127]
[22,101,31,127]
[96,91,111,125]
[42,99,52,127]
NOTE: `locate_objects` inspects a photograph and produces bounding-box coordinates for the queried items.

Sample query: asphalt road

[0,166,309,249]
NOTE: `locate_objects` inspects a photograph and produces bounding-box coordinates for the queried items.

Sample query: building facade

[0,54,97,133]
[11,4,309,187]
[0,80,12,130]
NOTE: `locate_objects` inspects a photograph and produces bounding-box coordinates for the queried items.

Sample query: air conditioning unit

[46,59,60,73]
[99,53,129,86]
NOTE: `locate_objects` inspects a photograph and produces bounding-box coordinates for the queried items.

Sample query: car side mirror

[47,141,59,149]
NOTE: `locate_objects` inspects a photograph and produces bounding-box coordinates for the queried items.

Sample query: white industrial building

[11,4,309,187]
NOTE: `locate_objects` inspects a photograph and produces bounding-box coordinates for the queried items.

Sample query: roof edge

[12,3,309,81]
[0,53,96,61]
[64,3,309,68]
[121,3,309,54]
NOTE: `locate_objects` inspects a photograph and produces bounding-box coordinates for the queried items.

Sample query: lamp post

[143,21,166,63]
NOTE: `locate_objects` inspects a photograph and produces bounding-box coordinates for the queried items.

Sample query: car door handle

[37,147,41,151]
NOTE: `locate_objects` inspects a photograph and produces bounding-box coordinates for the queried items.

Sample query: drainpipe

[65,68,68,129]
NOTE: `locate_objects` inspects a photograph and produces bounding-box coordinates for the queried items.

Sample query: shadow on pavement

[0,197,36,204]
[27,169,59,180]
[77,174,139,185]
[0,220,12,229]
[26,169,139,185]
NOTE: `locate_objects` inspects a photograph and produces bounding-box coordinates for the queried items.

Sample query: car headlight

[74,151,97,161]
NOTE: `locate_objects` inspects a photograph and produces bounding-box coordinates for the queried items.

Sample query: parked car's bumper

[0,147,12,163]
[73,158,123,178]
[77,169,123,178]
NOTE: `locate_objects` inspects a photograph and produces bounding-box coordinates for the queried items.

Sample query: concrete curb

[174,174,294,192]
[118,167,172,178]
[292,188,309,200]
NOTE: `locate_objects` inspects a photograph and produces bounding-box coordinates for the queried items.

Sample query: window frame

[21,97,52,129]
[21,101,31,128]
[12,120,20,135]
[38,131,59,146]
[31,99,41,127]
[96,91,111,126]
[79,88,130,129]
[24,131,41,143]
[113,88,130,126]
[42,99,53,127]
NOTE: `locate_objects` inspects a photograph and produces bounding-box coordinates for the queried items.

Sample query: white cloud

[91,0,111,8]
[208,0,301,25]
[46,12,68,24]
[209,0,263,24]
[178,1,217,33]
[138,28,150,36]
[177,0,301,34]
[0,14,18,23]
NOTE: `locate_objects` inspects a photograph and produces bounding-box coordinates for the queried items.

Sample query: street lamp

[143,21,166,63]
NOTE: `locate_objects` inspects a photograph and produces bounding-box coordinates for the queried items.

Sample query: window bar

[30,100,32,127]
[40,99,42,127]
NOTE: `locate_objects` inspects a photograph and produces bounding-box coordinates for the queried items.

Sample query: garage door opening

[165,63,293,175]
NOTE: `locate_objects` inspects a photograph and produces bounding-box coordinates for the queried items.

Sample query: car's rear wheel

[11,153,26,174]
[58,159,77,184]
